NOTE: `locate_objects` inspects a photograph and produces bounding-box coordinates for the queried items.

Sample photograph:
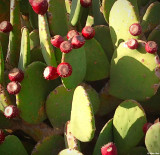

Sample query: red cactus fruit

[143,122,153,134]
[80,0,92,8]
[0,130,5,144]
[126,39,138,49]
[145,41,158,54]
[0,21,13,33]
[50,35,64,48]
[67,30,79,40]
[82,26,95,40]
[7,81,21,95]
[8,68,24,82]
[101,142,117,155]
[129,23,142,36]
[71,35,85,49]
[57,62,72,78]
[4,105,20,119]
[43,66,59,80]
[29,0,48,15]
[60,41,72,53]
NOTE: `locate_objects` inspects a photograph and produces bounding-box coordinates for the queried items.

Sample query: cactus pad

[93,119,113,155]
[16,62,59,124]
[0,135,28,155]
[70,84,96,142]
[109,40,160,101]
[113,100,147,155]
[145,122,160,153]
[46,85,75,128]
[127,147,148,155]
[58,149,84,155]
[84,39,110,81]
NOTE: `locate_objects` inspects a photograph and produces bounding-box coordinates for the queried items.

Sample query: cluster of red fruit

[127,23,158,54]
[43,26,95,80]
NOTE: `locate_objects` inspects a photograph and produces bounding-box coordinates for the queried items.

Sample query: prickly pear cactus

[0,0,160,154]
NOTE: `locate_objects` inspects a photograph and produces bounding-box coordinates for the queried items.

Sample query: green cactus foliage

[94,25,114,62]
[6,0,21,68]
[109,0,140,48]
[86,15,94,27]
[64,121,81,150]
[19,0,29,15]
[18,27,30,71]
[109,40,160,101]
[48,0,68,36]
[0,42,4,84]
[0,32,9,59]
[65,0,71,14]
[0,135,28,155]
[32,135,64,155]
[97,83,122,116]
[137,0,148,8]
[62,47,86,89]
[84,39,110,81]
[30,47,44,63]
[29,30,40,51]
[145,122,160,153]
[93,119,113,155]
[16,62,59,124]
[113,100,147,155]
[55,48,62,64]
[69,0,83,26]
[141,2,160,33]
[0,0,10,22]
[58,149,84,155]
[70,84,96,142]
[127,147,148,155]
[38,14,57,66]
[46,85,74,128]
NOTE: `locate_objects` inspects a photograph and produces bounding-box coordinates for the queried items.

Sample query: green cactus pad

[65,0,71,14]
[93,119,113,155]
[109,0,139,48]
[113,100,147,155]
[55,48,62,64]
[141,87,160,115]
[29,29,40,50]
[0,0,10,22]
[32,135,64,155]
[0,135,28,155]
[70,84,96,142]
[38,14,57,66]
[6,0,21,68]
[16,61,59,124]
[46,85,75,128]
[48,0,68,36]
[141,2,160,33]
[18,27,30,71]
[109,40,160,101]
[58,149,84,155]
[64,121,81,150]
[0,42,4,84]
[84,39,110,81]
[94,25,114,62]
[30,47,44,63]
[127,147,148,155]
[62,47,86,89]
[97,83,122,116]
[145,122,160,153]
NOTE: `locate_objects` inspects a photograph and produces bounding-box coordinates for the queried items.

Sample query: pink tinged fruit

[67,30,79,40]
[101,142,117,155]
[145,41,158,54]
[0,21,13,33]
[8,68,24,82]
[126,39,139,49]
[57,62,72,78]
[143,122,153,134]
[43,66,59,80]
[129,23,142,36]
[7,81,21,95]
[29,0,48,15]
[82,26,95,40]
[50,35,64,48]
[80,0,92,8]
[60,41,72,53]
[4,105,20,119]
[0,130,5,144]
[71,35,85,49]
